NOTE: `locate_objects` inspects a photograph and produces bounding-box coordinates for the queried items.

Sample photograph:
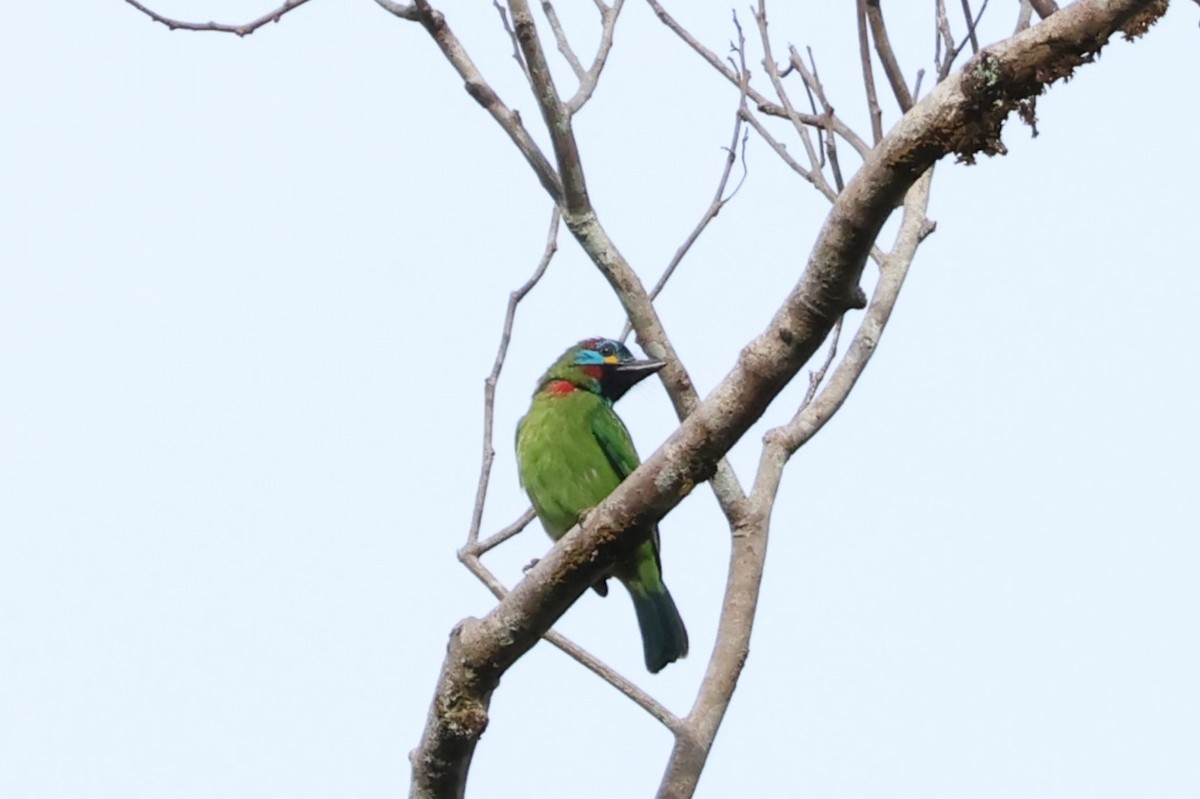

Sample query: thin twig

[123,0,315,35]
[865,0,916,111]
[753,3,827,188]
[856,0,885,143]
[792,46,847,192]
[542,1,586,78]
[378,0,564,202]
[960,0,981,53]
[1014,1,1035,33]
[494,0,530,77]
[470,508,537,555]
[459,552,682,730]
[765,169,934,461]
[545,631,683,731]
[802,317,844,408]
[464,208,560,550]
[739,107,836,202]
[619,56,751,341]
[567,0,627,113]
[948,0,991,70]
[645,0,871,158]
[935,0,957,80]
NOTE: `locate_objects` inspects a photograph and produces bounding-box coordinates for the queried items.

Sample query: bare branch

[508,0,590,212]
[464,208,559,553]
[753,3,828,189]
[566,0,627,113]
[492,0,530,76]
[1015,1,1035,34]
[620,83,749,341]
[948,0,992,70]
[960,0,981,53]
[803,317,844,408]
[646,0,871,157]
[738,108,835,202]
[1029,0,1061,19]
[542,1,587,78]
[865,0,916,110]
[379,1,563,202]
[935,0,957,80]
[856,0,885,143]
[658,169,934,799]
[375,0,420,19]
[123,0,315,35]
[545,631,683,731]
[777,168,934,459]
[459,550,681,730]
[791,46,847,192]
[470,508,537,556]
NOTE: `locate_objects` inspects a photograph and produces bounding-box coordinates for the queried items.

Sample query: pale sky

[3,2,1198,798]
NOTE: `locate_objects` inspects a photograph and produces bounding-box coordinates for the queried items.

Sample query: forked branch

[409,3,1168,797]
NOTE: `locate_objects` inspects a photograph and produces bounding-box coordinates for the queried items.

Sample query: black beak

[607,358,665,401]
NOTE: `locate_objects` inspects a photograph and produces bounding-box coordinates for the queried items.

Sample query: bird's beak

[608,358,665,401]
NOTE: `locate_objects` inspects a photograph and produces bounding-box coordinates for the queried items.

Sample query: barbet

[516,337,688,673]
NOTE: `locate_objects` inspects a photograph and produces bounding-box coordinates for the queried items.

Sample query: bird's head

[538,337,665,402]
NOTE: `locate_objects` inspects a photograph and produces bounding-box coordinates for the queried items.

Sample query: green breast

[516,390,633,540]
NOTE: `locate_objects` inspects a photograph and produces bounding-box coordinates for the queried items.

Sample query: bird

[515,337,688,673]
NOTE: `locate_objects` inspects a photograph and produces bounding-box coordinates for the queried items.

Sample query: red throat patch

[547,380,577,395]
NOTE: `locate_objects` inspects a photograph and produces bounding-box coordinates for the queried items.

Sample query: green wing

[590,404,664,575]
[590,404,640,479]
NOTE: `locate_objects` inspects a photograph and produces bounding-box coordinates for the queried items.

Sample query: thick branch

[409,3,1166,796]
[508,0,591,212]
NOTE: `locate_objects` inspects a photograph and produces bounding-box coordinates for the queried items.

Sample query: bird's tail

[627,582,689,674]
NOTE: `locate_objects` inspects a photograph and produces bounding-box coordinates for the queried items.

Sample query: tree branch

[409,3,1168,796]
[508,0,591,213]
[566,0,627,113]
[856,0,885,143]
[379,0,564,202]
[865,0,916,111]
[123,0,315,35]
[646,0,871,157]
[462,207,559,554]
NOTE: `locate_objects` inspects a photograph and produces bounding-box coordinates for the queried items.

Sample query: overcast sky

[3,2,1198,798]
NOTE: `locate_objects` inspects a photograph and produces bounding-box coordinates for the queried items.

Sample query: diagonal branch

[753,4,828,191]
[865,0,916,111]
[379,0,564,202]
[541,1,587,78]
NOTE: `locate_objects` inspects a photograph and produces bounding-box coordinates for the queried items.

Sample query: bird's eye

[599,342,617,357]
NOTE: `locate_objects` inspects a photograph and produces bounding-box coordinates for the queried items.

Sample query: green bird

[516,337,688,673]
